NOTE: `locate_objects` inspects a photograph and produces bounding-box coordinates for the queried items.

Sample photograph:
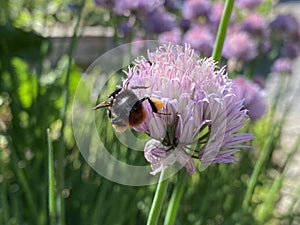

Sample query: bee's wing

[93,100,112,110]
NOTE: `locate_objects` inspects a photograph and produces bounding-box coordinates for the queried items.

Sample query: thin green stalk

[9,142,38,222]
[258,132,300,222]
[287,185,300,224]
[47,129,56,225]
[257,173,283,222]
[147,170,170,225]
[163,170,187,225]
[242,123,279,209]
[212,0,235,63]
[56,2,85,225]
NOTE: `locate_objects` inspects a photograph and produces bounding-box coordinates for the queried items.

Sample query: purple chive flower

[118,21,133,35]
[223,30,258,61]
[122,44,253,175]
[183,25,214,56]
[137,0,164,14]
[113,0,138,16]
[209,2,225,25]
[232,76,267,121]
[182,0,211,20]
[143,9,176,34]
[272,58,293,74]
[270,14,299,36]
[158,29,182,44]
[236,0,263,9]
[178,19,191,32]
[241,13,268,36]
[113,0,163,16]
[280,43,300,59]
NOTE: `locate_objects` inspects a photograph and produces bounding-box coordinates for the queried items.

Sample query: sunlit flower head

[223,30,258,61]
[183,25,214,56]
[272,58,293,74]
[122,44,253,175]
[232,76,267,121]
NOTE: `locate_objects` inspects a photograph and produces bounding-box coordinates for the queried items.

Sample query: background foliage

[1,0,300,225]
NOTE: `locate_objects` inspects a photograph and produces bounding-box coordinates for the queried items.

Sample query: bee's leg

[130,85,149,90]
[107,109,112,118]
[140,97,159,112]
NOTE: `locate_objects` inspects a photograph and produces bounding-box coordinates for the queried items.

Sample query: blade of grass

[9,142,38,222]
[0,149,9,224]
[47,129,56,225]
[147,170,169,225]
[242,122,280,210]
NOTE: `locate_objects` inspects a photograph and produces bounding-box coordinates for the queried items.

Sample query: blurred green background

[1,0,300,225]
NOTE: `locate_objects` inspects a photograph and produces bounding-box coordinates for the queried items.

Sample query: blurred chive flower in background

[94,0,300,81]
[123,44,254,175]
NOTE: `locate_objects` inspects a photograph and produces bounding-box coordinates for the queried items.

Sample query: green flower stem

[163,170,187,225]
[47,129,56,225]
[147,170,170,225]
[212,0,235,63]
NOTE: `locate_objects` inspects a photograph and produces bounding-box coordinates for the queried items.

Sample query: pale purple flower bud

[182,0,211,20]
[123,44,253,175]
[183,25,214,56]
[272,58,293,74]
[232,76,267,120]
[236,0,263,9]
[223,31,258,61]
[144,140,195,175]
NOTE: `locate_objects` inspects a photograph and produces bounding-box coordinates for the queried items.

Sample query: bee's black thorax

[111,90,140,121]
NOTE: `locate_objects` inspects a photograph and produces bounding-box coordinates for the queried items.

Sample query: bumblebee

[93,79,164,132]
